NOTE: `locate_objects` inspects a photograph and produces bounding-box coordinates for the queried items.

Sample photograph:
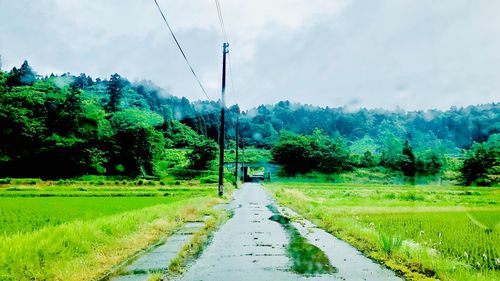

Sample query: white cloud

[0,0,499,109]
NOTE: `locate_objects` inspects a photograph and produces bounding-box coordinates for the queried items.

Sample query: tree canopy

[0,60,498,184]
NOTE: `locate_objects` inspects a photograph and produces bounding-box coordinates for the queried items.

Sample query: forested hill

[0,61,498,177]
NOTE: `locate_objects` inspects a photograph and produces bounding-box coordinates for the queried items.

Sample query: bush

[187,139,218,170]
[460,134,499,186]
[0,178,12,184]
[271,130,352,176]
[200,175,218,184]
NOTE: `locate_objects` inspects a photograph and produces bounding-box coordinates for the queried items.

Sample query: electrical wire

[152,0,210,100]
[214,0,228,42]
[213,0,239,107]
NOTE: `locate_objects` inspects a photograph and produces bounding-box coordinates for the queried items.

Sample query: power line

[152,0,210,100]
[214,0,227,42]
[213,0,238,107]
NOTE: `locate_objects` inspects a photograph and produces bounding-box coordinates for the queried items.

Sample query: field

[265,181,500,281]
[0,182,225,281]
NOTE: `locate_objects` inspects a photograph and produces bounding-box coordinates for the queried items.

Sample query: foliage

[415,150,443,176]
[359,151,376,168]
[187,139,218,170]
[164,120,202,148]
[6,60,36,87]
[0,61,498,180]
[460,134,500,186]
[401,140,416,177]
[0,63,215,178]
[224,147,272,163]
[271,131,315,175]
[270,130,359,176]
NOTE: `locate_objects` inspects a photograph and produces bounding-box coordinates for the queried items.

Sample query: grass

[0,182,225,281]
[224,147,272,163]
[0,197,195,235]
[265,181,500,281]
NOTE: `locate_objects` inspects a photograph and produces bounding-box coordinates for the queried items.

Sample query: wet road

[175,183,402,281]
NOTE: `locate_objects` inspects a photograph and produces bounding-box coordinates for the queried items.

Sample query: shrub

[460,134,499,186]
[0,178,12,184]
[200,175,218,184]
[187,139,218,170]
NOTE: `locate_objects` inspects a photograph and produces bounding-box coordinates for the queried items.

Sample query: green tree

[164,120,201,148]
[310,129,352,174]
[460,134,499,186]
[187,139,218,170]
[109,108,165,177]
[401,140,416,177]
[271,131,314,175]
[379,133,403,169]
[7,60,36,87]
[105,73,126,112]
[359,151,375,168]
[416,150,443,176]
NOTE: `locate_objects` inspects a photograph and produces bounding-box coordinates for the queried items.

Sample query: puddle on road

[266,204,337,276]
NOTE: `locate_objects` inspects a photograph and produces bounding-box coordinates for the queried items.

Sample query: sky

[0,0,499,110]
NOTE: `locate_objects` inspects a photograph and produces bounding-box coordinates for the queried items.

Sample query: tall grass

[380,233,403,255]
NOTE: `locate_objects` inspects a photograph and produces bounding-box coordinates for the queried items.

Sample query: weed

[380,233,403,255]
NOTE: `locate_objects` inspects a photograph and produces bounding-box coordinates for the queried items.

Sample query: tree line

[0,61,215,178]
[0,61,498,184]
[271,130,499,186]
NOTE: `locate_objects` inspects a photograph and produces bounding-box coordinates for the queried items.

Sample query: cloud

[0,0,499,110]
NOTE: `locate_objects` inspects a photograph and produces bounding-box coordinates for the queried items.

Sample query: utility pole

[235,111,239,188]
[218,42,229,196]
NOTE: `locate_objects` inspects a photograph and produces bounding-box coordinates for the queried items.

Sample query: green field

[0,183,224,281]
[266,181,500,281]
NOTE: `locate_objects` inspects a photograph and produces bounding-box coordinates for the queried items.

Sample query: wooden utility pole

[235,111,239,188]
[218,42,229,196]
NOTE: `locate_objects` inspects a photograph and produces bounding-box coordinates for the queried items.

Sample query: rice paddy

[0,182,223,281]
[265,181,500,281]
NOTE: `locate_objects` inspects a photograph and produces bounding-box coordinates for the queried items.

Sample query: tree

[400,140,416,177]
[164,120,201,148]
[7,60,36,87]
[416,150,443,176]
[310,129,352,174]
[109,108,165,177]
[105,73,125,112]
[359,151,375,168]
[379,133,403,169]
[271,131,314,175]
[187,139,218,170]
[460,134,499,186]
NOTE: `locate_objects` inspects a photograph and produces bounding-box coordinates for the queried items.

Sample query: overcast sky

[1,0,499,110]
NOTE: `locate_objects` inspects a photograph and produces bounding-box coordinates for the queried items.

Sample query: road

[175,183,402,281]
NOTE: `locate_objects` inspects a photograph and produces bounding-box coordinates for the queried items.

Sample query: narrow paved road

[176,183,402,281]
